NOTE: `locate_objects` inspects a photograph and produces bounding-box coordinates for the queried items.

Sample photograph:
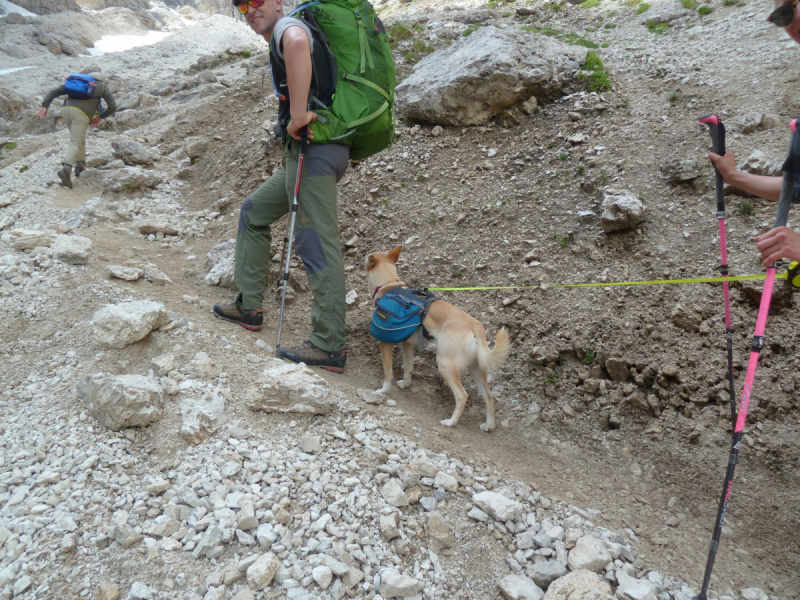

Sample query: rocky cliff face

[10,0,81,15]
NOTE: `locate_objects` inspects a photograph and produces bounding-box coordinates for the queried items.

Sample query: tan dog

[366,247,511,431]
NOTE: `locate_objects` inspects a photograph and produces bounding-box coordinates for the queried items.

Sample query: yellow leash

[427,272,787,292]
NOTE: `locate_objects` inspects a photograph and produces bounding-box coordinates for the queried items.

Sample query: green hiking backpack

[269,0,396,161]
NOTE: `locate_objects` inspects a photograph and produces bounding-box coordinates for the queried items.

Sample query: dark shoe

[279,340,347,373]
[57,165,72,189]
[213,301,264,331]
[74,162,85,178]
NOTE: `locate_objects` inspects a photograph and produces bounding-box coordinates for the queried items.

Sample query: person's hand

[37,107,47,118]
[708,150,737,182]
[89,116,102,128]
[755,226,800,266]
[287,111,316,142]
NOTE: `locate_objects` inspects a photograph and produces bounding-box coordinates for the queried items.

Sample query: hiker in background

[38,74,117,189]
[213,0,351,372]
[708,0,800,266]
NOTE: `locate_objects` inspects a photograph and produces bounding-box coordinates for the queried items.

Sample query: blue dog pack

[370,287,439,346]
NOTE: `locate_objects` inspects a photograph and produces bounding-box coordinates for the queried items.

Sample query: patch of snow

[86,31,172,56]
[0,0,37,17]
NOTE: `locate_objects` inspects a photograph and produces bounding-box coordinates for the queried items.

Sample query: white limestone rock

[92,300,169,349]
[247,358,334,414]
[77,373,164,431]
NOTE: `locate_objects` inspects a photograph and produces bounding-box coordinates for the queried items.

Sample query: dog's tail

[478,327,510,373]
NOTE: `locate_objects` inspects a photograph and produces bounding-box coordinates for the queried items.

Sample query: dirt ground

[1,0,800,597]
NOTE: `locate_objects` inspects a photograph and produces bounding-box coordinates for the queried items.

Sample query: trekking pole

[693,118,798,600]
[699,114,737,430]
[276,128,309,358]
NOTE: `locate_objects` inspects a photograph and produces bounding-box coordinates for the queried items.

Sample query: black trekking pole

[699,114,737,430]
[276,128,309,358]
[693,118,799,600]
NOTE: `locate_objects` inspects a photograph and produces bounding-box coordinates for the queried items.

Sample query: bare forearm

[725,171,782,202]
[284,30,312,120]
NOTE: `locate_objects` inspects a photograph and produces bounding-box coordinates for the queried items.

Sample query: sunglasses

[768,0,799,27]
[237,0,265,15]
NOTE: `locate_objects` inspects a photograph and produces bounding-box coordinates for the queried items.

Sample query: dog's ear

[365,254,377,270]
[388,246,402,263]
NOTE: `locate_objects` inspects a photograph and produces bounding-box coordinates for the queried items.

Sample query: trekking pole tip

[692,594,707,600]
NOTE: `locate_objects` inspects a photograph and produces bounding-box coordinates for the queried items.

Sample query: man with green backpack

[38,74,117,189]
[214,0,395,373]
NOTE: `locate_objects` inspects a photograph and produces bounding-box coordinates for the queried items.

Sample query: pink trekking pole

[693,118,798,600]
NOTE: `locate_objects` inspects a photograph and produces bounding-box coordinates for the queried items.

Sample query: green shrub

[698,6,713,15]
[581,0,600,7]
[583,350,595,365]
[580,50,611,92]
[388,23,413,47]
[242,50,251,59]
[625,0,641,5]
[681,0,697,9]
[737,198,754,215]
[635,3,650,13]
[5,142,17,150]
[646,20,670,33]
[668,91,682,103]
[559,152,569,161]
[19,165,29,173]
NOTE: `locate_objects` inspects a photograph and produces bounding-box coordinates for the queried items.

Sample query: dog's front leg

[396,340,414,389]
[375,342,394,394]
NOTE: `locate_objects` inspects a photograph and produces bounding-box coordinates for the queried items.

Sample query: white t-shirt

[273,16,314,60]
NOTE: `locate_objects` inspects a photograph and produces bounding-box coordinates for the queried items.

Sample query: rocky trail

[0,0,798,599]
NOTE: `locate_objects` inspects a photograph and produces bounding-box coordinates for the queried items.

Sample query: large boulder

[77,373,164,430]
[205,239,235,287]
[567,536,611,573]
[600,190,646,233]
[111,136,156,166]
[472,491,523,522]
[396,26,586,126]
[51,234,92,265]
[542,570,613,600]
[179,389,227,445]
[92,300,169,348]
[246,358,334,414]
[498,574,543,600]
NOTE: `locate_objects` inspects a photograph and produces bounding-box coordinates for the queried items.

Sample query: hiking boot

[213,301,264,331]
[57,165,73,189]
[74,162,85,178]
[279,340,347,374]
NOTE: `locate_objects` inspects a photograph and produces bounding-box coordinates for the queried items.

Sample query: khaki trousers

[61,107,89,166]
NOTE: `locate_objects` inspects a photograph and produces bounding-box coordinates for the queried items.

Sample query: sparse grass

[580,50,611,92]
[681,0,697,9]
[698,6,713,15]
[737,198,754,215]
[581,0,600,7]
[668,91,682,103]
[19,165,29,173]
[545,372,557,384]
[559,236,570,248]
[625,0,641,6]
[402,39,435,65]
[242,50,251,59]
[722,0,737,5]
[606,10,617,16]
[559,152,569,161]
[388,23,413,47]
[646,20,670,33]
[635,3,650,13]
[5,142,17,150]
[577,164,585,174]
[463,23,486,36]
[599,171,609,185]
[454,269,463,278]
[522,25,599,48]
[583,350,595,365]
[412,22,424,31]
[548,141,555,149]
[604,23,617,28]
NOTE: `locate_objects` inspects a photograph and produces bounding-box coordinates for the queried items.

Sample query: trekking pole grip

[699,114,726,214]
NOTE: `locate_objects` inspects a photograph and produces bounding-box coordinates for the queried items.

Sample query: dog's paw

[375,383,391,395]
[479,422,495,433]
[397,379,411,390]
[440,418,456,427]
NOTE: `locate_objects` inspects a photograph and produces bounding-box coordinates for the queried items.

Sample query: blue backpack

[64,74,97,99]
[370,287,439,345]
